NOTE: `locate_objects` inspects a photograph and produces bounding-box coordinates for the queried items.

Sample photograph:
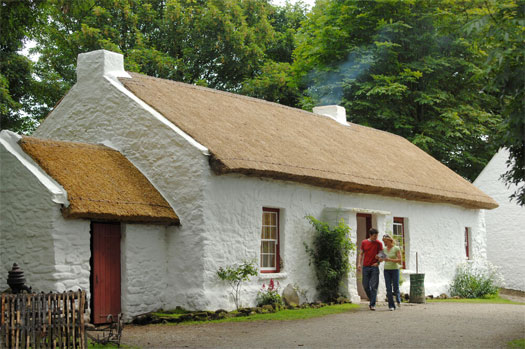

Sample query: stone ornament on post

[6,263,32,294]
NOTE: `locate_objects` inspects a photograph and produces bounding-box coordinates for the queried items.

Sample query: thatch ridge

[120,72,497,210]
[20,136,179,224]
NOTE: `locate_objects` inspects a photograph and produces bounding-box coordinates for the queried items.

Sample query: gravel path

[121,301,525,348]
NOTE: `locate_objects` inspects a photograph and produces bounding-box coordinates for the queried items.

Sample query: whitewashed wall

[34,50,211,313]
[121,224,168,319]
[198,173,485,310]
[474,148,525,291]
[0,132,91,296]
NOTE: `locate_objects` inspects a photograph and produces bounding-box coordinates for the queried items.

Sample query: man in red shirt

[357,228,383,310]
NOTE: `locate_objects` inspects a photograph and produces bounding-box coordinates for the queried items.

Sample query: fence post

[1,294,5,348]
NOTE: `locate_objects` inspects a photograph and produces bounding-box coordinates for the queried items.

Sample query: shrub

[449,261,503,298]
[304,216,356,302]
[256,279,283,307]
[217,260,258,309]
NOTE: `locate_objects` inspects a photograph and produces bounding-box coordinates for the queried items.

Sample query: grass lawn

[427,295,524,305]
[156,303,360,325]
[508,339,525,349]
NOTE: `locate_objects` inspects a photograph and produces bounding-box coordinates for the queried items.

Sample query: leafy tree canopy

[292,0,503,181]
[464,0,524,204]
[19,0,306,131]
[0,0,45,133]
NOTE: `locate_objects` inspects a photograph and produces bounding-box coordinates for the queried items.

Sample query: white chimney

[76,49,131,83]
[312,105,348,126]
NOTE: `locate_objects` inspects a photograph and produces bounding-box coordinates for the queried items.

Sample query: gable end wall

[474,149,525,291]
[34,73,211,314]
[0,140,90,296]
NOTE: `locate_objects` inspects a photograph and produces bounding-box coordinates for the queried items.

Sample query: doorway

[356,213,372,299]
[91,222,121,324]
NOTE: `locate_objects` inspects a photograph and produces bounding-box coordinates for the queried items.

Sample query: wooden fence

[0,290,86,349]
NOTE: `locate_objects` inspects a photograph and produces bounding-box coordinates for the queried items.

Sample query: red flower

[269,279,275,291]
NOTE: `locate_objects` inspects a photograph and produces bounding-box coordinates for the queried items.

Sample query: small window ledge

[259,272,288,280]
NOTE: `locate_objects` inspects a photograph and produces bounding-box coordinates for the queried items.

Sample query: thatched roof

[120,73,497,210]
[20,137,180,224]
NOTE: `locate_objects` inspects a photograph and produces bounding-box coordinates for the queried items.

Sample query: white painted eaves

[0,130,69,205]
[104,75,210,156]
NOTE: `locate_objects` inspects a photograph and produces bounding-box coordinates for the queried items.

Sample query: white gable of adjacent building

[474,148,525,292]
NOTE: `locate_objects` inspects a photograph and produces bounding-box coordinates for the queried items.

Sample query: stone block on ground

[282,284,300,306]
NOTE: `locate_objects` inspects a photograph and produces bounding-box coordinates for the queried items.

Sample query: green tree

[240,1,307,106]
[465,0,524,205]
[292,0,502,181]
[15,0,301,131]
[0,0,45,133]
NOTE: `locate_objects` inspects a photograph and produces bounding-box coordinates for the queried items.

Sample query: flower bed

[132,298,351,325]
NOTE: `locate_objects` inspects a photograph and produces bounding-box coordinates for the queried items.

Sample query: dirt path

[121,302,525,348]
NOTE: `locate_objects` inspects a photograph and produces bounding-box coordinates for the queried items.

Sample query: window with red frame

[393,217,406,269]
[261,208,280,273]
[465,227,471,259]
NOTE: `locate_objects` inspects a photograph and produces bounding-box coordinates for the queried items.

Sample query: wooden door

[91,222,121,324]
[356,213,372,299]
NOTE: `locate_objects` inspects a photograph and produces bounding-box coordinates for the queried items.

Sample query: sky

[271,0,316,9]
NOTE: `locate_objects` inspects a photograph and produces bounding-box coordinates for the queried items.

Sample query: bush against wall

[304,216,355,302]
[449,261,504,298]
[217,260,258,309]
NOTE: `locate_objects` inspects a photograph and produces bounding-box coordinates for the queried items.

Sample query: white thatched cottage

[0,132,179,324]
[1,50,497,322]
[474,148,525,292]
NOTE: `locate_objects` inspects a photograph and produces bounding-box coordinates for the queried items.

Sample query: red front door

[91,222,121,324]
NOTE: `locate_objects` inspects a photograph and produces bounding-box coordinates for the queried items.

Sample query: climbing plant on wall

[304,216,355,302]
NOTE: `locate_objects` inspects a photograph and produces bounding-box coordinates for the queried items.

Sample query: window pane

[261,227,269,239]
[268,253,275,268]
[393,224,401,236]
[268,241,275,254]
[270,212,276,226]
[269,227,276,240]
[263,213,271,225]
[263,254,269,268]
